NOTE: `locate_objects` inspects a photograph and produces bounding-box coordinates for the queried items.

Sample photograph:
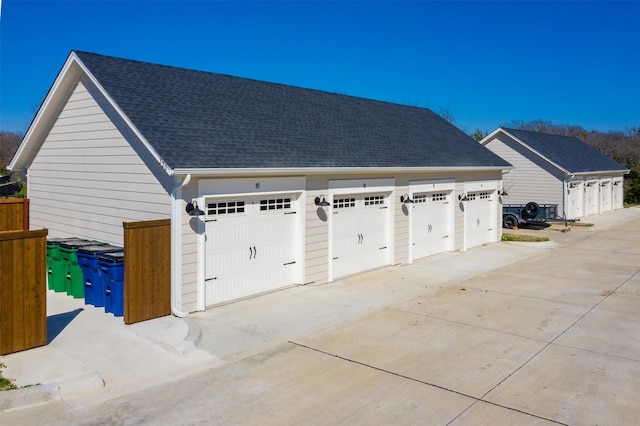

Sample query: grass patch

[0,362,18,391]
[0,362,39,391]
[501,233,549,242]
[572,222,594,227]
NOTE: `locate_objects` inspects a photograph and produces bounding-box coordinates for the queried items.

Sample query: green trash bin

[47,237,81,292]
[60,239,107,298]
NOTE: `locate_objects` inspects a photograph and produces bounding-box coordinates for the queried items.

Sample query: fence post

[123,219,171,324]
[23,198,30,231]
[0,229,48,355]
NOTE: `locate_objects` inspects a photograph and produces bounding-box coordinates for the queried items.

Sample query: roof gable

[491,128,628,175]
[72,51,510,171]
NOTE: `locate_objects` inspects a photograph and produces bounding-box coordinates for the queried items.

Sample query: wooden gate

[0,198,29,231]
[0,229,48,355]
[123,219,171,324]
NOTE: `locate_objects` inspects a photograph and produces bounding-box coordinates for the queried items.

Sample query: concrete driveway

[2,207,639,425]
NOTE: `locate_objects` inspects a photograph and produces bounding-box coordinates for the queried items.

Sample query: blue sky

[1,1,639,135]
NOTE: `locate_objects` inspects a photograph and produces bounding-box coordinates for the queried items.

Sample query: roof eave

[171,165,513,177]
[570,169,631,177]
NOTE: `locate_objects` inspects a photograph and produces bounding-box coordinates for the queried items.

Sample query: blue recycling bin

[60,239,107,298]
[98,252,125,317]
[77,245,123,307]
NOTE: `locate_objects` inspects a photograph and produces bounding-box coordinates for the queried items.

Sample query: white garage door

[585,181,599,216]
[465,190,496,250]
[600,180,612,213]
[410,190,453,261]
[567,181,584,219]
[204,194,301,306]
[331,193,391,279]
[612,179,623,210]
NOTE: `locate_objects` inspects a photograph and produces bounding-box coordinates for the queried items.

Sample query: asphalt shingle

[75,51,511,171]
[502,128,627,174]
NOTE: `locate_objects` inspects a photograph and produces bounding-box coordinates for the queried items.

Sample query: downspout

[170,174,192,318]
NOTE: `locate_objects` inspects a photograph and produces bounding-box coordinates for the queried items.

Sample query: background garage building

[481,128,628,221]
[9,51,512,313]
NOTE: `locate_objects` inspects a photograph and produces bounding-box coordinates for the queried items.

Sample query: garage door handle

[249,246,257,259]
[379,246,387,250]
[284,212,297,215]
[283,261,296,266]
[443,235,449,238]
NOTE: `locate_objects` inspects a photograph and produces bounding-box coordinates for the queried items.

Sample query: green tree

[470,128,488,142]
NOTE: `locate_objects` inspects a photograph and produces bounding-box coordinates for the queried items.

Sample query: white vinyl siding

[305,177,330,284]
[485,136,563,207]
[27,79,171,245]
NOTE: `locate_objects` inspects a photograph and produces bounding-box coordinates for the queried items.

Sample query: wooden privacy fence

[123,219,171,324]
[0,198,29,231]
[0,229,48,355]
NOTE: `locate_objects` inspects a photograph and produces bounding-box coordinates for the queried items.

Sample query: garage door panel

[585,183,598,216]
[600,182,611,212]
[465,191,495,250]
[411,191,453,260]
[331,192,390,279]
[567,182,583,219]
[205,194,301,306]
[206,276,246,305]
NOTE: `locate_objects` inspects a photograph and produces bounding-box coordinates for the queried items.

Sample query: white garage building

[10,51,511,313]
[481,128,628,221]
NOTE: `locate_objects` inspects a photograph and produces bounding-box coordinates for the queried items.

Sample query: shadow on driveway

[47,308,84,343]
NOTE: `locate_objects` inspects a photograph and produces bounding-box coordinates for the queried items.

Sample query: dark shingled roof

[74,51,511,170]
[502,128,628,174]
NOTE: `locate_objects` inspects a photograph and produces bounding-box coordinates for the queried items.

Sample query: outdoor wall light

[400,194,414,204]
[613,181,620,186]
[458,193,470,202]
[499,190,508,196]
[186,200,205,216]
[314,195,330,207]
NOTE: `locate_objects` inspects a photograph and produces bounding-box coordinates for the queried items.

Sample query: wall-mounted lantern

[186,200,205,216]
[314,195,330,207]
[400,194,414,204]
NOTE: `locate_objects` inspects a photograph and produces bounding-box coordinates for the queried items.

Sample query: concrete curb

[0,371,104,412]
[58,372,105,398]
[0,383,60,411]
[177,318,203,356]
[135,317,203,358]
